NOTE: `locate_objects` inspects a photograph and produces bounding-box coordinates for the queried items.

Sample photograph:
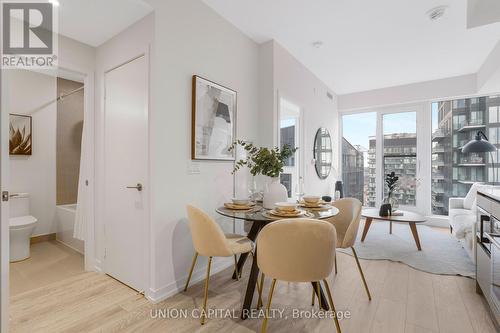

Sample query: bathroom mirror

[313,127,333,179]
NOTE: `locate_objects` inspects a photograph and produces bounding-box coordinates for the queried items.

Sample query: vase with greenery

[384,171,399,211]
[229,140,298,208]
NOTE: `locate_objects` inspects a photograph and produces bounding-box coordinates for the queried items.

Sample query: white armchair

[448,183,481,262]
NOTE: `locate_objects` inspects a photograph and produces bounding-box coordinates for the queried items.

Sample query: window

[490,106,499,123]
[342,112,376,207]
[279,99,301,199]
[383,112,417,207]
[431,95,500,215]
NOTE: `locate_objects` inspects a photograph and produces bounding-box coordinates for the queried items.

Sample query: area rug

[337,221,475,277]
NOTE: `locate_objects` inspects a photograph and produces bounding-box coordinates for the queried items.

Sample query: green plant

[229,140,298,178]
[385,171,399,198]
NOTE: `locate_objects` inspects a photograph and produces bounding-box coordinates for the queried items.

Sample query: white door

[104,55,148,292]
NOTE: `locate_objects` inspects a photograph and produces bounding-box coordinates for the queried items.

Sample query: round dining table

[216,204,339,319]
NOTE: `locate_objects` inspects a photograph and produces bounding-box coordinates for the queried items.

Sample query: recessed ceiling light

[312,41,324,49]
[426,5,448,21]
[48,0,60,7]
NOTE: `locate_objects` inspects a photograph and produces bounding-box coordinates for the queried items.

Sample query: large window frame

[341,93,500,221]
[340,104,429,215]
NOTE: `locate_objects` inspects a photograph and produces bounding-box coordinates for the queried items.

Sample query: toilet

[9,193,38,262]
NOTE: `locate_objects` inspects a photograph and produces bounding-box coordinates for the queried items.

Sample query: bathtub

[56,204,84,254]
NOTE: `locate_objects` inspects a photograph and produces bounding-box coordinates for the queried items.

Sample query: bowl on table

[232,198,250,206]
[275,202,298,212]
[303,196,321,204]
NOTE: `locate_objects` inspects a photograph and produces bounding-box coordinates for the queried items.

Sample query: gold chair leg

[201,257,212,325]
[257,272,265,309]
[316,281,322,310]
[335,255,338,275]
[184,252,198,292]
[234,255,240,281]
[311,286,315,306]
[260,279,277,333]
[323,279,341,333]
[352,247,371,301]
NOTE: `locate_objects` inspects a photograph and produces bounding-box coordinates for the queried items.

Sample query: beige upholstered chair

[184,205,253,325]
[325,198,371,301]
[257,218,341,333]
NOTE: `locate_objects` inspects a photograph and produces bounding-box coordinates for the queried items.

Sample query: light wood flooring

[10,247,498,333]
[10,240,84,296]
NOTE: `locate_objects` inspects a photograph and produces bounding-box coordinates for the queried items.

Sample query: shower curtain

[73,112,88,241]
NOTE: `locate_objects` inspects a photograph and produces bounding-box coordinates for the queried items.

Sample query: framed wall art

[192,75,236,161]
[9,114,32,155]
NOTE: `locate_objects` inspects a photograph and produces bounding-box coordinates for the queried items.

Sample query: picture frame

[191,75,237,161]
[9,113,32,155]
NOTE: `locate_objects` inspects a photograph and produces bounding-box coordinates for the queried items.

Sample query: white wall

[477,40,500,94]
[145,0,260,301]
[338,74,478,111]
[259,40,339,196]
[7,70,57,237]
[272,41,339,196]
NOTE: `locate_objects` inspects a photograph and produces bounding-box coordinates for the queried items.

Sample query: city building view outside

[342,112,417,208]
[342,95,500,215]
[432,95,500,215]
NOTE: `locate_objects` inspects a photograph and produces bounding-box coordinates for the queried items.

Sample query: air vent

[326,91,334,100]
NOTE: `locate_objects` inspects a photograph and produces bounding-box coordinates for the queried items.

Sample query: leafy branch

[229,140,298,178]
[385,171,399,198]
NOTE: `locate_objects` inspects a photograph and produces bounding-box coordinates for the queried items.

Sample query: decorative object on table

[295,176,305,202]
[379,203,392,217]
[334,180,343,198]
[322,195,332,203]
[229,140,298,209]
[313,127,333,179]
[191,75,237,161]
[334,190,341,201]
[383,171,399,212]
[9,114,32,155]
[461,130,498,184]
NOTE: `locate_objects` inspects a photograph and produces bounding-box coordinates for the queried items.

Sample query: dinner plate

[224,202,256,210]
[298,201,327,208]
[262,210,314,219]
[269,209,307,217]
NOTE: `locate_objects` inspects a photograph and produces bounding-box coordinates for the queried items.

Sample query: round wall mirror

[314,127,333,179]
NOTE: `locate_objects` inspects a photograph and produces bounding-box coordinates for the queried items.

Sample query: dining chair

[185,205,254,325]
[257,218,341,333]
[322,198,371,301]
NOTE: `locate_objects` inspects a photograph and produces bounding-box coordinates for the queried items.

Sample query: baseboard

[94,259,103,273]
[146,259,233,303]
[30,233,56,244]
[54,239,84,255]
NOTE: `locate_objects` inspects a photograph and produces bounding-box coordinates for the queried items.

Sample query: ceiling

[57,0,152,47]
[203,0,500,94]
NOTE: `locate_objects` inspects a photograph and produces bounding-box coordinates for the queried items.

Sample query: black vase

[379,203,392,217]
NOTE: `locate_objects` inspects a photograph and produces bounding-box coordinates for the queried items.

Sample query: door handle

[126,183,143,192]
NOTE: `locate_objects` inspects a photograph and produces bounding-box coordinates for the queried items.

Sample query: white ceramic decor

[263,177,288,209]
